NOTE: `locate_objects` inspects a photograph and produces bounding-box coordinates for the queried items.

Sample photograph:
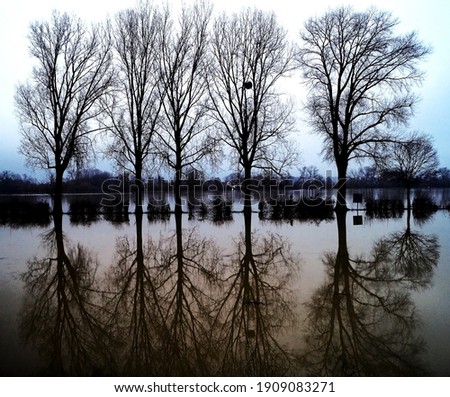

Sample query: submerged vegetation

[0,197,51,227]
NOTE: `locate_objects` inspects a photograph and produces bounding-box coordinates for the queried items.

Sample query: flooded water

[0,189,449,376]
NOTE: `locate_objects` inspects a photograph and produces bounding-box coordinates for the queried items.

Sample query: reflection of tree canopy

[212,208,299,376]
[151,221,222,375]
[103,213,164,376]
[20,214,111,375]
[104,209,222,376]
[105,207,300,376]
[300,210,438,376]
[375,218,439,285]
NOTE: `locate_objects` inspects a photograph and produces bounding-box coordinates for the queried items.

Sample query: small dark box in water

[353,215,363,225]
[353,193,363,203]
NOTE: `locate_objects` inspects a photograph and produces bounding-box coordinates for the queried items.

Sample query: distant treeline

[345,166,450,189]
[1,166,450,195]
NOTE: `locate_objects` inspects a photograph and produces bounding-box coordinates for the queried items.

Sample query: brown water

[0,190,449,376]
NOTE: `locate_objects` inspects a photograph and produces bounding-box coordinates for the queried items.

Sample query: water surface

[0,190,449,376]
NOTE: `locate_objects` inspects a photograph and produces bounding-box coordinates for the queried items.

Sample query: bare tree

[296,7,430,210]
[15,11,113,213]
[208,8,298,208]
[376,132,439,209]
[103,3,161,210]
[155,3,216,212]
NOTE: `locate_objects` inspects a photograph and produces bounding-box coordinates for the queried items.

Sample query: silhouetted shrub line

[0,198,51,226]
[258,197,335,222]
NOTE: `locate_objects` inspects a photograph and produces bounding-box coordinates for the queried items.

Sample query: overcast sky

[1,0,449,179]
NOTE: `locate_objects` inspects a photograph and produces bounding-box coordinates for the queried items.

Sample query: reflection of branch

[20,225,111,375]
[300,211,436,376]
[213,209,299,376]
[376,228,439,284]
[104,231,165,376]
[153,225,222,376]
[104,210,222,376]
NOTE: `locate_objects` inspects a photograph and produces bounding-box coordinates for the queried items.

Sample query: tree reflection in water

[376,211,439,284]
[19,208,112,375]
[300,209,439,376]
[152,206,222,376]
[103,210,166,376]
[20,198,438,376]
[212,206,299,376]
[104,205,299,376]
[104,206,222,376]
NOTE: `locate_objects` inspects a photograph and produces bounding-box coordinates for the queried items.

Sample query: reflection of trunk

[242,205,261,371]
[406,207,411,234]
[161,204,215,375]
[134,210,146,331]
[123,210,162,375]
[242,205,254,341]
[303,208,428,376]
[217,203,294,376]
[331,209,358,374]
[174,204,184,328]
[53,199,78,293]
[53,209,67,374]
[243,205,259,307]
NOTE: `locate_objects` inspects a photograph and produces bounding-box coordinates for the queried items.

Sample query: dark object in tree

[297,6,429,211]
[242,81,252,90]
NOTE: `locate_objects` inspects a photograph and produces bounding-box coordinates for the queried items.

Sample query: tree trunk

[135,158,144,214]
[174,166,182,214]
[335,160,349,212]
[53,169,64,216]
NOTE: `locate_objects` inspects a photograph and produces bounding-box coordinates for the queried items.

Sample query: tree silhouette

[209,8,298,208]
[155,3,218,213]
[375,132,439,209]
[102,3,162,210]
[16,11,113,213]
[297,7,429,210]
[376,210,439,284]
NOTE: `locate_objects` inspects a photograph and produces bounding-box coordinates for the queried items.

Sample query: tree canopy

[297,6,430,209]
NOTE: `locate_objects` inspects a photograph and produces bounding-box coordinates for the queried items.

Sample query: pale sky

[1,0,449,179]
